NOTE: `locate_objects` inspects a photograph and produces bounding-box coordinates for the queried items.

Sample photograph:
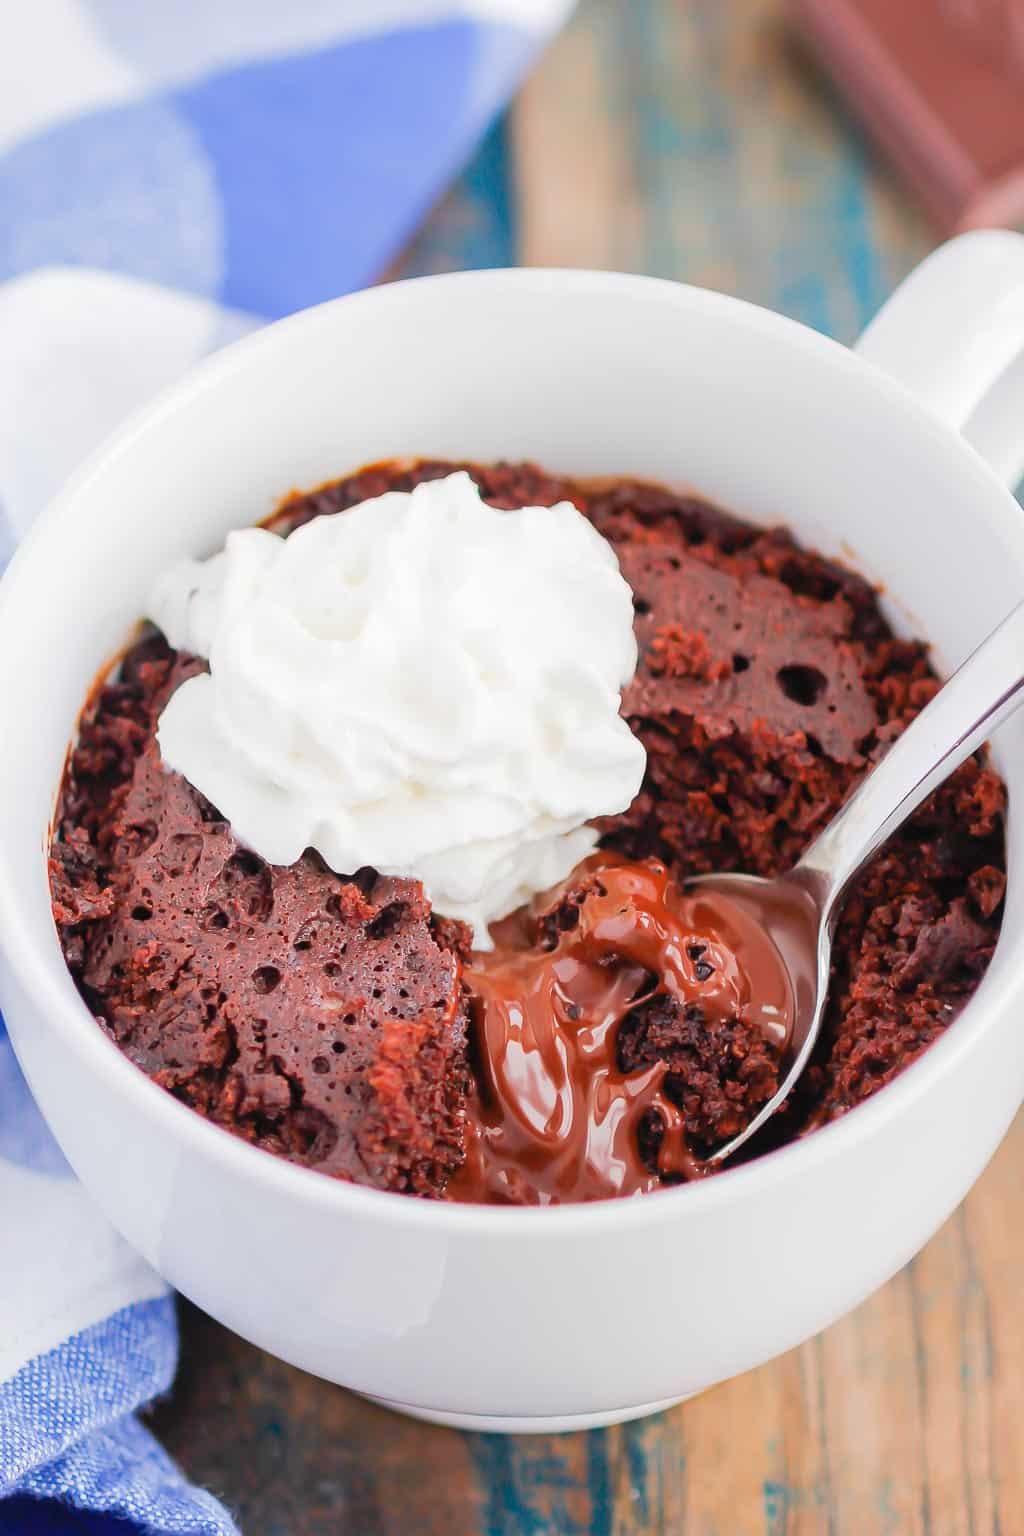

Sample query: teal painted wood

[404,0,933,345]
[395,116,516,279]
[467,1431,616,1536]
[616,0,931,339]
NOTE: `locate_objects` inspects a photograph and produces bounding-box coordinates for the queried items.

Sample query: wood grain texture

[512,0,932,340]
[154,2,1017,1532]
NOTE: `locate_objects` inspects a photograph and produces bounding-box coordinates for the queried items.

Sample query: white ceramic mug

[0,232,1022,1434]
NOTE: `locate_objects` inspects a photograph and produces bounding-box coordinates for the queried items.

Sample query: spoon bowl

[683,869,828,1164]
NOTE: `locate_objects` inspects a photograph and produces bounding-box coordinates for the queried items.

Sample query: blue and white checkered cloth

[0,3,570,1529]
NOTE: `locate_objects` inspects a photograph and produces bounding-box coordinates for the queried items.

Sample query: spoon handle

[798,598,1024,911]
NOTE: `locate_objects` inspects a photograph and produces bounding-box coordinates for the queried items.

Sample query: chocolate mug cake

[49,460,1006,1203]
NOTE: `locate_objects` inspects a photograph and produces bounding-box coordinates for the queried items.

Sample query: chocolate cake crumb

[52,643,470,1196]
[617,993,782,1160]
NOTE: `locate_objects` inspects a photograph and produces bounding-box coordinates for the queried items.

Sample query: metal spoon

[692,598,1024,1167]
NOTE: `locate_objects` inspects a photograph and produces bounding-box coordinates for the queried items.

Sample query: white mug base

[359,1393,691,1434]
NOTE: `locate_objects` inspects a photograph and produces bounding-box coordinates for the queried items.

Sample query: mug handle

[854,229,1024,490]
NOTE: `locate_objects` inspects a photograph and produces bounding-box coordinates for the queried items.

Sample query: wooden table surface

[155,3,1022,1531]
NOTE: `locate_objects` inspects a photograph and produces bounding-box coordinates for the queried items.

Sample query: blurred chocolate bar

[791,0,1024,232]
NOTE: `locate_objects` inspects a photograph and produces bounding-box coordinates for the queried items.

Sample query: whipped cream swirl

[149,472,645,944]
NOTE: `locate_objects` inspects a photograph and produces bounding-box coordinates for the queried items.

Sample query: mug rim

[1,264,1020,1237]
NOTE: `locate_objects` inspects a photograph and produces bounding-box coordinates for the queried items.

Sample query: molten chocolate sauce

[448,857,799,1205]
